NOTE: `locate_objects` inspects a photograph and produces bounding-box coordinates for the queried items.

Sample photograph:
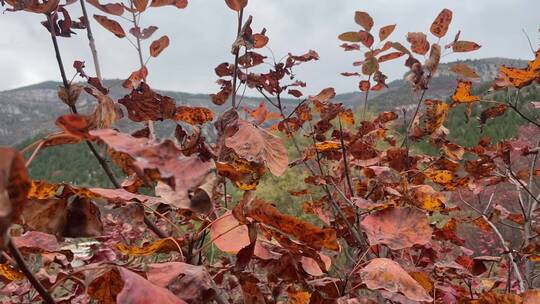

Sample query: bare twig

[231,9,244,109]
[80,0,102,80]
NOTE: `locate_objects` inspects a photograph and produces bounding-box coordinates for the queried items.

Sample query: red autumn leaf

[93,14,125,38]
[377,51,404,63]
[430,8,452,38]
[359,258,433,302]
[87,0,124,16]
[378,24,396,41]
[406,32,429,55]
[225,120,288,176]
[360,206,433,249]
[452,40,481,52]
[288,89,303,98]
[354,11,373,32]
[224,0,247,11]
[88,266,186,304]
[150,35,170,57]
[133,0,148,12]
[210,211,250,253]
[3,0,59,13]
[123,66,148,90]
[150,0,188,8]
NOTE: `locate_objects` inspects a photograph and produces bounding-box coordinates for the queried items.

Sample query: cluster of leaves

[1,0,540,303]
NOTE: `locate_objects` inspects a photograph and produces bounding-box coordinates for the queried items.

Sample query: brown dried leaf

[150,35,170,57]
[359,258,433,302]
[93,14,125,38]
[354,11,373,32]
[225,120,288,176]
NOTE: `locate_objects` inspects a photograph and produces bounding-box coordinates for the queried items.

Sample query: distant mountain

[0,57,528,146]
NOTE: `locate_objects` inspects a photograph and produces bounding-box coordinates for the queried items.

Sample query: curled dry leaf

[150,35,170,57]
[425,43,441,74]
[479,104,507,125]
[360,206,433,250]
[354,11,373,32]
[58,84,83,107]
[93,14,125,38]
[424,99,449,136]
[225,120,288,176]
[0,148,30,249]
[246,199,339,251]
[130,25,158,40]
[119,83,176,122]
[406,32,429,55]
[56,114,96,140]
[430,8,452,38]
[216,154,266,190]
[359,258,433,302]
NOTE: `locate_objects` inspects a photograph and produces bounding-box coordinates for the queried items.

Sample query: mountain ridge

[0,57,528,146]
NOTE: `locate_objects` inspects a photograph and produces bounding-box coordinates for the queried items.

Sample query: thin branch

[338,118,354,197]
[458,191,526,292]
[79,0,102,81]
[7,239,56,304]
[231,9,244,109]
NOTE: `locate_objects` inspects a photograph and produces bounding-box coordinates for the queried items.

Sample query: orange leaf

[354,11,373,32]
[116,238,181,256]
[493,50,540,89]
[430,8,452,38]
[27,180,60,200]
[378,51,404,63]
[451,80,480,104]
[359,258,433,302]
[150,35,170,57]
[247,199,339,251]
[93,14,125,38]
[174,106,213,125]
[0,264,24,282]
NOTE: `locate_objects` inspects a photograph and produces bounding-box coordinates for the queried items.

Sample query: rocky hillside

[0,57,528,146]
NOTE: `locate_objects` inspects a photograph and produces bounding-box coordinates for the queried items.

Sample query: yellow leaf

[116,238,181,256]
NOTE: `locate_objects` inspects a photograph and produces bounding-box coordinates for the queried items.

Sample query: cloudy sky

[0,0,538,96]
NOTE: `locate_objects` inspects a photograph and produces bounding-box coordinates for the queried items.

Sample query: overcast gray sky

[0,0,538,96]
